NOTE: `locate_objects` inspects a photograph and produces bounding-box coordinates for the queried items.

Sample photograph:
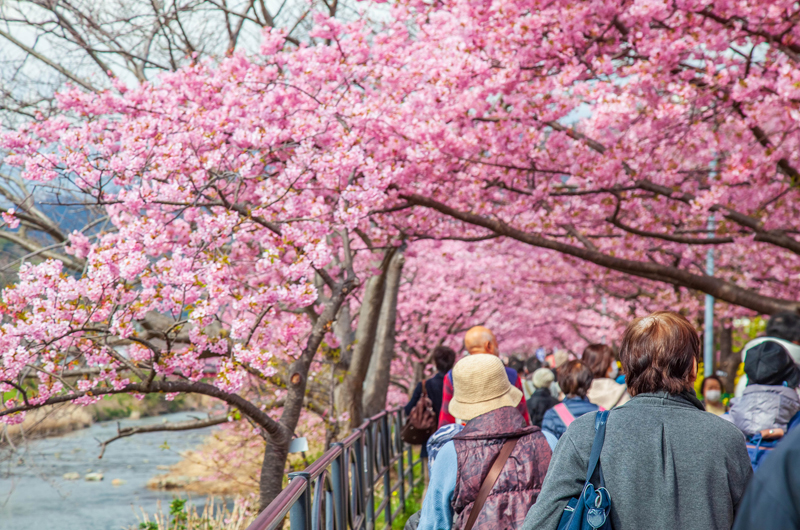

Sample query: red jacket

[438,366,531,428]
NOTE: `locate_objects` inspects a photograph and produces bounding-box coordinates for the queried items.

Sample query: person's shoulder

[505,366,519,381]
[689,407,748,444]
[541,407,558,422]
[556,410,600,448]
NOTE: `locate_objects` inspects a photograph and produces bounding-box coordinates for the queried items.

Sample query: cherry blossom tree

[0,27,398,507]
[372,0,800,316]
[3,0,800,513]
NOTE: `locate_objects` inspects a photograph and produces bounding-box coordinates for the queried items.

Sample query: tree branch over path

[542,121,800,256]
[400,192,799,315]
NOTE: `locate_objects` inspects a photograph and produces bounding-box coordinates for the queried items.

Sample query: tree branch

[400,192,799,314]
[97,413,230,459]
[1,380,290,443]
[0,28,96,91]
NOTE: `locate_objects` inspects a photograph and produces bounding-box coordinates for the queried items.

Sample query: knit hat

[449,354,523,421]
[532,367,555,389]
[745,340,800,388]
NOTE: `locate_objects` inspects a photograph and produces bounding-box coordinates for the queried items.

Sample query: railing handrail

[246,406,421,530]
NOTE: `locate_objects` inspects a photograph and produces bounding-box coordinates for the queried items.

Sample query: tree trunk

[411,359,426,397]
[258,274,356,511]
[258,427,293,511]
[718,322,737,394]
[334,302,355,367]
[362,250,405,418]
[333,272,387,432]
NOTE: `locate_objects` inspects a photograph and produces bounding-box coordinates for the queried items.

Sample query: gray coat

[522,392,753,530]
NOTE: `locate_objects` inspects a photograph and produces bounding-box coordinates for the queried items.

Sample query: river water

[0,411,220,530]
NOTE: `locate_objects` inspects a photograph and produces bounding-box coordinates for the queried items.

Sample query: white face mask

[549,381,561,397]
[607,363,619,380]
[705,390,722,403]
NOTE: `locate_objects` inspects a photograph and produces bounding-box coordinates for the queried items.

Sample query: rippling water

[0,411,219,530]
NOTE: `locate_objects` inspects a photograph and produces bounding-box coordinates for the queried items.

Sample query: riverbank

[147,430,262,495]
[2,393,211,444]
[0,411,221,530]
[148,418,324,496]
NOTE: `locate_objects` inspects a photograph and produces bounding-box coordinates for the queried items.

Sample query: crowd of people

[402,310,800,530]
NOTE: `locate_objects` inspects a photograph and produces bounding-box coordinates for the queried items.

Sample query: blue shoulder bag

[557,410,612,530]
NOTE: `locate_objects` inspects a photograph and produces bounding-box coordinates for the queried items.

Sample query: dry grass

[148,415,326,496]
[136,497,255,530]
[147,429,264,495]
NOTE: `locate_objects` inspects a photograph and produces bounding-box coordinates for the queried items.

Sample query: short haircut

[701,374,724,395]
[525,356,542,375]
[766,311,800,343]
[557,360,594,399]
[619,311,700,396]
[581,344,616,379]
[507,356,525,374]
[433,345,457,373]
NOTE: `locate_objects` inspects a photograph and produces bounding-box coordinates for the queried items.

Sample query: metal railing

[246,407,422,530]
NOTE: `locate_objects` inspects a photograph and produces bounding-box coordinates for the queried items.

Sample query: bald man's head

[464,326,499,356]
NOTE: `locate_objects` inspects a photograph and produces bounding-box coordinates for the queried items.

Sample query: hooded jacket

[586,378,631,410]
[729,384,800,436]
[735,337,800,396]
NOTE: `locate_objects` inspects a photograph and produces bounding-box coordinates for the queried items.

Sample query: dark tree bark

[257,273,356,510]
[333,269,387,432]
[718,323,738,394]
[362,250,405,418]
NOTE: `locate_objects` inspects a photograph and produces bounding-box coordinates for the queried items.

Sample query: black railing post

[244,410,407,530]
[381,414,392,526]
[288,471,312,530]
[365,420,376,527]
[352,428,365,530]
[330,443,346,530]
[394,411,407,512]
[406,409,415,490]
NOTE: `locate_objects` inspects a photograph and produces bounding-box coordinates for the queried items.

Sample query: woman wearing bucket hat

[417,354,552,530]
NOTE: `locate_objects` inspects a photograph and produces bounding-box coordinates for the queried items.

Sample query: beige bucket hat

[449,354,523,421]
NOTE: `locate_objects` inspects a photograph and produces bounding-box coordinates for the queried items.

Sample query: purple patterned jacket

[451,406,551,530]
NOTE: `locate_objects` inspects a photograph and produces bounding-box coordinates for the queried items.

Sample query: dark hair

[557,360,594,399]
[433,345,456,373]
[766,311,800,343]
[620,311,700,396]
[581,344,616,379]
[507,356,525,374]
[525,356,542,375]
[701,375,724,395]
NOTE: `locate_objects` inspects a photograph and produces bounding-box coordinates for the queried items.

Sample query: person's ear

[689,358,698,385]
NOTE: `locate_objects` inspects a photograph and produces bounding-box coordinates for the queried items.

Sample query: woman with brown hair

[523,311,753,530]
[581,344,630,410]
[540,360,599,440]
